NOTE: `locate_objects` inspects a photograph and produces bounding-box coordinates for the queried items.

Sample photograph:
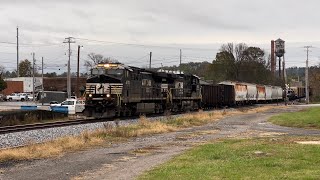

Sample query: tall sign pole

[17,27,19,77]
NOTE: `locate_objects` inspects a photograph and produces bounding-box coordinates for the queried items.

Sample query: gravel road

[1,105,320,180]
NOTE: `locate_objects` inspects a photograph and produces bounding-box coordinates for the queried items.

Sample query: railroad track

[0,118,102,134]
[0,103,284,135]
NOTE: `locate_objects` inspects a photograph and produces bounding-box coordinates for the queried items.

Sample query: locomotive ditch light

[107,94,110,98]
[89,94,93,97]
[97,63,120,68]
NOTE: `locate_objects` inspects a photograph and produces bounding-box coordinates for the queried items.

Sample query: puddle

[115,156,137,162]
[130,145,162,155]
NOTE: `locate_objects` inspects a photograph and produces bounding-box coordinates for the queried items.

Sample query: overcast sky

[1,0,320,73]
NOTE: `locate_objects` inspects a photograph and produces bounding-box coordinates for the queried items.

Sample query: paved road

[1,106,320,180]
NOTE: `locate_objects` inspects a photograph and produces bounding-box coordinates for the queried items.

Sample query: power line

[74,37,218,51]
[0,41,61,47]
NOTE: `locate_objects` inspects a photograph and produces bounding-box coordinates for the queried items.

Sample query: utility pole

[283,55,288,105]
[77,45,83,98]
[297,68,300,82]
[149,52,152,69]
[32,52,35,102]
[17,27,19,77]
[179,49,182,74]
[63,37,75,98]
[41,57,44,105]
[283,55,287,84]
[304,46,312,104]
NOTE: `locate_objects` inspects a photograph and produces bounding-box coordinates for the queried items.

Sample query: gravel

[0,107,242,149]
[0,119,135,149]
[0,113,182,149]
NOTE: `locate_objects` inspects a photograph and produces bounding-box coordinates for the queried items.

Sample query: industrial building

[1,77,86,96]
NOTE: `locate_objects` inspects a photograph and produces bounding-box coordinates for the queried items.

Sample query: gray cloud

[1,0,320,71]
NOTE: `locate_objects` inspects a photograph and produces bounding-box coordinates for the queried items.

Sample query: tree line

[1,42,319,101]
[162,43,283,86]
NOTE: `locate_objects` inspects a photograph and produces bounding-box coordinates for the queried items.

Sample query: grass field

[140,137,320,179]
[269,107,320,129]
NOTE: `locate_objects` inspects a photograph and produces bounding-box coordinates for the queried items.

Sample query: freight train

[287,87,307,100]
[84,63,284,118]
[201,81,283,108]
[84,63,201,118]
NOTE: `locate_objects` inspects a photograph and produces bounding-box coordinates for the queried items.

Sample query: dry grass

[0,132,105,162]
[0,105,282,162]
[247,105,287,113]
[166,111,223,127]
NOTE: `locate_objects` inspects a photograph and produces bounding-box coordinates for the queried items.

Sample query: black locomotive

[84,63,202,118]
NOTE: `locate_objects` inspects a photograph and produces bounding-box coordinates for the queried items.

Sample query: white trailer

[256,85,266,101]
[265,85,273,101]
[246,83,257,102]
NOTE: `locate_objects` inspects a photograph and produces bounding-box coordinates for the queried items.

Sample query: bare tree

[234,43,248,62]
[0,65,5,76]
[220,43,234,54]
[84,53,118,69]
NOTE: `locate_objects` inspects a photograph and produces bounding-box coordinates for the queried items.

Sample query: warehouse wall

[2,81,24,95]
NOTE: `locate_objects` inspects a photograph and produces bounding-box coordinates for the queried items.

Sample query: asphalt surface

[1,105,320,180]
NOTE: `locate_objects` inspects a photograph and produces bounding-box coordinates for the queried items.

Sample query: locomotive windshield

[91,68,105,75]
[91,67,124,77]
[106,69,123,76]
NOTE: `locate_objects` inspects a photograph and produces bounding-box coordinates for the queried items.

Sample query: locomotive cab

[84,63,127,117]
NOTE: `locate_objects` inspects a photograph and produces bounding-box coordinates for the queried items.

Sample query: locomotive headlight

[89,94,93,98]
[107,94,110,98]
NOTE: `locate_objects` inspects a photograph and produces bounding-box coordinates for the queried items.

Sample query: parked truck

[5,93,27,101]
[37,91,68,104]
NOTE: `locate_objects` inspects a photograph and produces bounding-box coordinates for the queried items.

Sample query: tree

[19,59,33,77]
[84,53,118,69]
[0,76,7,91]
[3,71,17,78]
[44,72,57,77]
[207,43,274,84]
[309,65,320,101]
[0,65,5,76]
[208,51,237,83]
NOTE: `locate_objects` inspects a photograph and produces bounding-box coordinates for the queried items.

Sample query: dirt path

[1,106,320,180]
